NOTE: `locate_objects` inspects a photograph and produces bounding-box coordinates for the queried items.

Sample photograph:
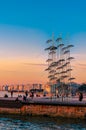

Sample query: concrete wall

[20,104,86,119]
[0,100,86,119]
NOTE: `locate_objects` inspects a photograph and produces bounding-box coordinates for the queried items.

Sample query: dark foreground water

[0,115,86,130]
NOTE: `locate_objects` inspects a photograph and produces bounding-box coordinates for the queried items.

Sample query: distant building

[5,85,9,91]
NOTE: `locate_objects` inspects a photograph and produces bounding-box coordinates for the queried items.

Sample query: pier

[0,96,86,119]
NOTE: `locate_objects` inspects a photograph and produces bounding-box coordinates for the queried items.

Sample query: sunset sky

[0,0,86,85]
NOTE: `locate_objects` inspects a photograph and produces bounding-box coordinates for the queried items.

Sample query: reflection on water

[0,115,86,130]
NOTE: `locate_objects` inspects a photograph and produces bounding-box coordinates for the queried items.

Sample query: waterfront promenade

[0,94,86,119]
[0,95,86,105]
[0,89,86,105]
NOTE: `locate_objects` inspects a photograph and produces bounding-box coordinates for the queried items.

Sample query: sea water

[0,115,86,130]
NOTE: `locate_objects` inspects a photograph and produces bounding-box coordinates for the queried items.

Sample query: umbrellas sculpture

[45,34,75,98]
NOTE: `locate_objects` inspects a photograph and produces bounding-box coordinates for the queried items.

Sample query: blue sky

[0,0,86,84]
[0,0,86,35]
[0,0,86,54]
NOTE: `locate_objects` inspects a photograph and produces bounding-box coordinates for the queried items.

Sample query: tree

[78,83,86,92]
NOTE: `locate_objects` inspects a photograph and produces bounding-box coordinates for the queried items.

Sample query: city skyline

[0,0,86,85]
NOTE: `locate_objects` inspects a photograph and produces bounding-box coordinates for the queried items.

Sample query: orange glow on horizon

[0,58,48,85]
[0,56,86,85]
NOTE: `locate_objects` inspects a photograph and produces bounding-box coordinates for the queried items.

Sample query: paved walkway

[0,96,86,105]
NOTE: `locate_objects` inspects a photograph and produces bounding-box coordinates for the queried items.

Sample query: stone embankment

[0,97,86,119]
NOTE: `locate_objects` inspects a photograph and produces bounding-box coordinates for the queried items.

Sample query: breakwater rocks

[0,98,86,119]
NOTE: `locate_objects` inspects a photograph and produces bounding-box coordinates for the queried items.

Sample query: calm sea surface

[0,115,86,130]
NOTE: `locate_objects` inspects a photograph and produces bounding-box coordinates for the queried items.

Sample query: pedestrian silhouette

[79,92,83,101]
